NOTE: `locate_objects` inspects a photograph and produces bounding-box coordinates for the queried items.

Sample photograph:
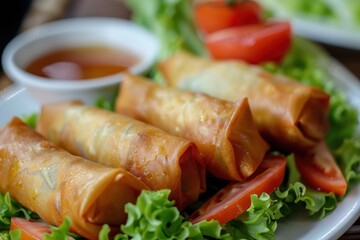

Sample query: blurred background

[1,0,359,87]
[0,0,131,89]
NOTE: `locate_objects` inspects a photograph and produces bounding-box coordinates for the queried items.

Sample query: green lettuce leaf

[0,192,77,239]
[95,96,115,111]
[225,193,277,240]
[0,232,10,240]
[0,230,21,240]
[258,0,360,29]
[9,230,21,240]
[124,0,205,60]
[44,217,74,240]
[259,0,336,20]
[0,192,38,231]
[335,138,360,183]
[21,113,38,129]
[283,154,337,219]
[99,189,231,240]
[226,184,337,240]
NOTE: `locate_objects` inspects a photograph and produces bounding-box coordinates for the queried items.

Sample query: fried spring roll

[115,74,269,181]
[0,118,148,240]
[159,51,330,151]
[36,102,205,210]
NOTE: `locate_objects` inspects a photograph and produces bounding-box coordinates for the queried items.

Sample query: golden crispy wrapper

[160,51,330,152]
[37,102,205,210]
[0,118,148,240]
[115,74,269,181]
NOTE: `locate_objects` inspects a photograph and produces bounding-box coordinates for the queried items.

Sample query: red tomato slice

[295,142,347,196]
[194,0,262,34]
[205,21,292,64]
[190,154,286,224]
[10,217,52,240]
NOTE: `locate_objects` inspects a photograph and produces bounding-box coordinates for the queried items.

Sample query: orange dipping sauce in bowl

[2,17,159,105]
[25,46,139,80]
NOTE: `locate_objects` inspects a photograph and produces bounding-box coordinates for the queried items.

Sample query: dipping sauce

[25,46,139,80]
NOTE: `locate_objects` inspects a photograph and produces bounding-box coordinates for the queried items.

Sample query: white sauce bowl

[2,17,160,105]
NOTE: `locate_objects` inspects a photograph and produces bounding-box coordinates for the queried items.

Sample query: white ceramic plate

[289,17,360,50]
[1,59,360,239]
[257,0,360,50]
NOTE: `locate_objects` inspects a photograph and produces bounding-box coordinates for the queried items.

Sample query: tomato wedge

[295,142,347,196]
[205,21,291,64]
[194,0,262,34]
[190,154,286,224]
[10,217,52,240]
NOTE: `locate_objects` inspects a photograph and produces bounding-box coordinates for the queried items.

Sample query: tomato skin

[10,217,52,240]
[205,21,292,64]
[190,154,286,224]
[194,0,262,34]
[295,142,347,196]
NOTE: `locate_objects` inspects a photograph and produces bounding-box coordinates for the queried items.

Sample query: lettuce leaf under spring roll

[0,118,148,240]
[159,51,330,152]
[36,102,205,210]
[115,74,269,182]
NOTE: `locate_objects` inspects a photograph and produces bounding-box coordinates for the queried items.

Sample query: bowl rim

[1,17,160,90]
